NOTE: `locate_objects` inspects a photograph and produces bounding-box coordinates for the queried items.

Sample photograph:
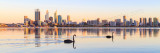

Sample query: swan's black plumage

[64,39,73,43]
[64,35,76,43]
[106,32,114,38]
[106,36,112,38]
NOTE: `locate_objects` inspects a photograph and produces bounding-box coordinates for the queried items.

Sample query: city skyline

[1,0,160,23]
[1,0,160,53]
[0,8,159,27]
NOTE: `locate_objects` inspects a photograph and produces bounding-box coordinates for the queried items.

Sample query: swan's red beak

[74,34,76,36]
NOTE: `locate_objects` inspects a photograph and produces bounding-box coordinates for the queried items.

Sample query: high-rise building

[130,18,133,26]
[45,10,49,22]
[123,15,126,26]
[24,16,28,23]
[149,18,152,26]
[35,9,41,26]
[24,16,28,19]
[115,19,121,26]
[134,20,139,27]
[67,15,70,22]
[29,20,34,26]
[140,18,143,23]
[143,18,147,26]
[139,18,143,26]
[115,19,121,23]
[153,17,158,27]
[110,21,116,27]
[49,16,53,23]
[102,20,108,25]
[24,16,30,26]
[54,10,58,23]
[97,18,100,25]
[126,21,130,26]
[87,20,98,25]
[58,15,62,24]
[62,20,66,25]
[35,9,40,21]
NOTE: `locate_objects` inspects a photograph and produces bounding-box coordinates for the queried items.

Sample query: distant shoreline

[0,27,160,28]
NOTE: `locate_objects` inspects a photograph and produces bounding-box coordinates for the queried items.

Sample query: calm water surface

[0,27,160,53]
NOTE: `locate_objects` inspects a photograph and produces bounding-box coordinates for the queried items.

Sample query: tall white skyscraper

[54,10,58,23]
[45,10,49,21]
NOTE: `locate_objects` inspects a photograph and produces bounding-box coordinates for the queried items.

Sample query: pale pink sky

[0,0,160,23]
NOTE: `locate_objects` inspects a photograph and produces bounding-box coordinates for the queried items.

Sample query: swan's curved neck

[73,35,76,42]
[112,32,114,36]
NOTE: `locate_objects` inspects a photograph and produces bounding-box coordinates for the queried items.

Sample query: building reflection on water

[23,28,160,38]
[5,28,158,47]
[35,28,41,47]
[22,28,159,39]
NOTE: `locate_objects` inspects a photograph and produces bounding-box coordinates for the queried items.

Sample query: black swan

[64,34,76,43]
[106,32,114,38]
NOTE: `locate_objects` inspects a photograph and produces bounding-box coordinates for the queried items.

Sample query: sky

[0,0,160,23]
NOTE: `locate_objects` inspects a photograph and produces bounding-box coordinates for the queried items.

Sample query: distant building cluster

[24,9,77,27]
[0,9,160,27]
[81,15,159,27]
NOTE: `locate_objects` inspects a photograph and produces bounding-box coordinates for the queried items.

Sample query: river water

[0,27,159,53]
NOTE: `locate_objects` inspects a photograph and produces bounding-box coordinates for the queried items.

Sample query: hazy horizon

[1,0,160,23]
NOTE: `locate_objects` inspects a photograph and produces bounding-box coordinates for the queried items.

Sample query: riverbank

[0,27,160,29]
